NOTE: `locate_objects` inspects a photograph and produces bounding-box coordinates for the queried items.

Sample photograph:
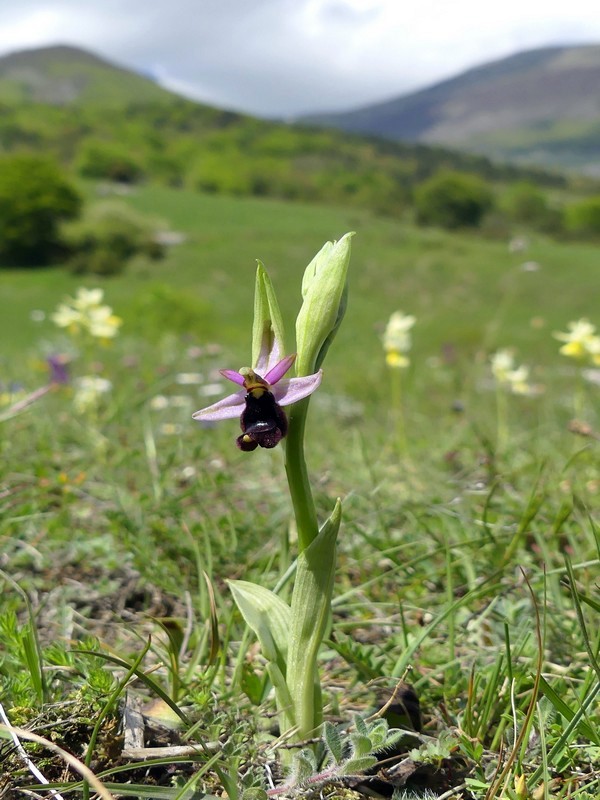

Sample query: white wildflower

[383,311,416,368]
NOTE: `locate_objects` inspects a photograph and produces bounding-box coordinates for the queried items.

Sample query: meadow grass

[1,185,599,798]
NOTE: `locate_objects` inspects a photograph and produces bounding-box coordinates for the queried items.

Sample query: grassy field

[1,186,599,799]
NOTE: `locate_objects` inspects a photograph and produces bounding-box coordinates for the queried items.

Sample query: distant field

[2,184,597,403]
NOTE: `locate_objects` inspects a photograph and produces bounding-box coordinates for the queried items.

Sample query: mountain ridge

[301,44,600,173]
[0,41,580,208]
[0,43,178,107]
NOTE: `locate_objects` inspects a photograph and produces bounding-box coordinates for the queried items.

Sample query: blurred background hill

[1,41,600,282]
[0,43,579,224]
[0,44,175,106]
[302,44,600,175]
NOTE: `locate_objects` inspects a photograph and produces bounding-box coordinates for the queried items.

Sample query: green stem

[287,500,340,740]
[390,367,408,455]
[574,369,586,419]
[496,385,508,452]
[285,397,319,553]
[284,393,339,742]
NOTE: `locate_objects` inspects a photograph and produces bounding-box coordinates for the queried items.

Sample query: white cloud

[0,0,599,115]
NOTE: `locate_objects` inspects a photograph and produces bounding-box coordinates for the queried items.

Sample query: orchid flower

[191,238,352,748]
[383,311,416,368]
[554,318,600,365]
[47,354,70,385]
[192,349,322,451]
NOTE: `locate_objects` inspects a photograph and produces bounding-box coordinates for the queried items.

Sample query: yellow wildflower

[554,319,600,364]
[383,311,416,369]
[51,288,122,340]
[490,349,532,395]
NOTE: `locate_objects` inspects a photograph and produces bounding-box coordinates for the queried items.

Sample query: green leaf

[240,663,264,705]
[384,728,411,750]
[286,499,342,738]
[228,580,295,731]
[353,714,369,737]
[228,580,291,670]
[266,661,295,732]
[539,675,600,744]
[96,785,218,799]
[252,262,285,368]
[350,733,373,758]
[367,719,389,750]
[290,748,318,784]
[341,755,378,775]
[242,790,268,800]
[21,623,45,706]
[578,591,600,614]
[323,720,344,764]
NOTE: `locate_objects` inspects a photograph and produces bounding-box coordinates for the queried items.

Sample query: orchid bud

[295,232,354,376]
[514,774,528,799]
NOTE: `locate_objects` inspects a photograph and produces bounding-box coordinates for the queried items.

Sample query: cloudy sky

[1,0,599,117]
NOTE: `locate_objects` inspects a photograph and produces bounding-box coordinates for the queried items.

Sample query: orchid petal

[254,337,282,375]
[220,369,245,387]
[264,354,296,385]
[254,350,268,375]
[271,370,323,407]
[192,389,246,422]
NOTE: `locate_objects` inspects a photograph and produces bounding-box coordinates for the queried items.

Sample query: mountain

[0,44,176,107]
[0,43,574,221]
[302,45,600,174]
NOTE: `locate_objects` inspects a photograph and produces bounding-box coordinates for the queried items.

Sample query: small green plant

[259,714,408,796]
[408,730,459,766]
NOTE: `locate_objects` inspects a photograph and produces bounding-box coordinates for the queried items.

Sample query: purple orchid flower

[192,353,322,451]
[47,354,70,385]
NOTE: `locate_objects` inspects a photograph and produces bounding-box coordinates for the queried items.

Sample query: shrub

[190,152,254,196]
[503,182,547,223]
[414,170,493,230]
[564,195,600,238]
[64,201,165,275]
[76,140,145,183]
[0,154,82,266]
[502,181,563,233]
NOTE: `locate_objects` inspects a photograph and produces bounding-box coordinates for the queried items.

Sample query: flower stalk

[287,233,353,554]
[285,397,319,553]
[195,234,353,744]
[383,311,415,456]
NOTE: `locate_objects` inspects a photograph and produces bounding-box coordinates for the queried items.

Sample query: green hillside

[0,44,175,107]
[304,45,600,174]
[0,43,571,226]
